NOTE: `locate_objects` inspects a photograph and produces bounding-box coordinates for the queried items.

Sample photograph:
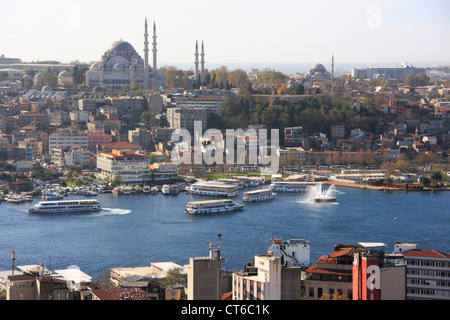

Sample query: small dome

[92,86,103,93]
[58,70,70,77]
[41,85,52,92]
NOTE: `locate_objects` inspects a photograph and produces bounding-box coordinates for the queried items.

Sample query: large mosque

[86,19,165,91]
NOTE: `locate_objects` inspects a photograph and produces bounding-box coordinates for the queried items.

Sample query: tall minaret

[331,53,335,82]
[200,41,205,85]
[152,21,157,72]
[143,18,149,90]
[194,40,199,81]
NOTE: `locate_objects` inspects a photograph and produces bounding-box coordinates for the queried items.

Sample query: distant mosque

[86,18,165,91]
[304,54,335,83]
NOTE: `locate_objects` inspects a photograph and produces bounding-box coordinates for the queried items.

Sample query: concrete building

[172,94,225,114]
[48,129,88,151]
[108,96,146,116]
[232,254,282,300]
[87,132,112,151]
[351,65,426,80]
[284,126,306,147]
[187,242,224,300]
[166,107,208,136]
[128,127,153,151]
[393,242,450,300]
[150,162,178,184]
[96,149,150,184]
[353,243,406,300]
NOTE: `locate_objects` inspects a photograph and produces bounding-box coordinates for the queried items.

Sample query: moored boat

[113,187,123,195]
[29,199,101,214]
[5,194,25,203]
[269,181,316,192]
[243,188,276,202]
[186,181,238,197]
[150,186,159,194]
[170,184,180,195]
[185,199,244,215]
[143,186,151,194]
[42,193,63,200]
[161,184,171,195]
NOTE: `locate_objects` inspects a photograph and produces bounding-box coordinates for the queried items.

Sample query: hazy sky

[1,0,449,69]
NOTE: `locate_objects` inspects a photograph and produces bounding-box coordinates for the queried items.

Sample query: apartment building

[49,129,88,151]
[172,94,225,114]
[394,242,450,300]
[166,107,208,136]
[87,132,112,151]
[232,254,282,300]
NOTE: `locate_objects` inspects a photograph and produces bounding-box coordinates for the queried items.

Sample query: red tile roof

[402,249,450,259]
[305,265,352,276]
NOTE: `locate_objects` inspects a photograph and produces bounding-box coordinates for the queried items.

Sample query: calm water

[0,185,448,280]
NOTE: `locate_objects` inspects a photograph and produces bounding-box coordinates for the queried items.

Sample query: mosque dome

[305,63,330,80]
[107,40,137,54]
[41,85,52,92]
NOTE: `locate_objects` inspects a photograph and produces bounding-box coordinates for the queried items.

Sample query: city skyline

[1,0,449,70]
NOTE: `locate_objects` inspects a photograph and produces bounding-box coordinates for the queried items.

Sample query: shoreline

[324,180,449,192]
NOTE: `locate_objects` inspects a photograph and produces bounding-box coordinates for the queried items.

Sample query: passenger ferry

[269,181,316,192]
[29,199,101,214]
[242,188,276,202]
[187,181,238,197]
[185,199,244,215]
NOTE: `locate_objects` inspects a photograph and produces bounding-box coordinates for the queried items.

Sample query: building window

[309,287,314,298]
[318,288,323,298]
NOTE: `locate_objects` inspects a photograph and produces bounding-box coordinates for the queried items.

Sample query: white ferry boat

[269,181,316,192]
[242,188,276,202]
[187,181,238,197]
[185,199,243,215]
[29,199,101,214]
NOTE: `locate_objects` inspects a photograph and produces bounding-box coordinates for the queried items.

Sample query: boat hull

[185,205,243,215]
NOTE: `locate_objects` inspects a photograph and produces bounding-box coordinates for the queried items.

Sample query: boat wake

[100,208,132,215]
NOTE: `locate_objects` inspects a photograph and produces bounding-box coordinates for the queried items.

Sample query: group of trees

[215,94,378,141]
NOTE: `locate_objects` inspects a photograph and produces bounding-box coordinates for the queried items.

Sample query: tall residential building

[232,254,282,300]
[48,129,88,151]
[172,94,225,114]
[128,127,153,151]
[166,107,208,136]
[393,242,450,300]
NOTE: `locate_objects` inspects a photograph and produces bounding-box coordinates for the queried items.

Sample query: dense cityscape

[0,2,449,307]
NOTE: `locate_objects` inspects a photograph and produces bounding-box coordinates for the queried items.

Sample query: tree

[111,175,123,186]
[214,65,229,88]
[159,66,187,88]
[227,69,250,88]
[141,111,157,128]
[161,268,187,288]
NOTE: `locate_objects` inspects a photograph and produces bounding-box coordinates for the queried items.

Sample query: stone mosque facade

[86,19,165,91]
